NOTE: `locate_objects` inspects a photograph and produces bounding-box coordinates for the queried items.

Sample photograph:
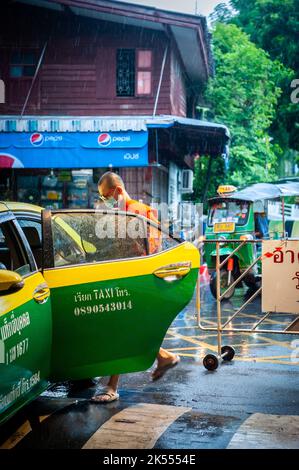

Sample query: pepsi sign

[30,133,44,146]
[0,130,148,168]
[98,133,112,147]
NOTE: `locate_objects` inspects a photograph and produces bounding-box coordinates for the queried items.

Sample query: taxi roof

[0,202,42,214]
[0,202,9,213]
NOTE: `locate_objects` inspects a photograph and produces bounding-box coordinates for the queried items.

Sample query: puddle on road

[41,382,70,398]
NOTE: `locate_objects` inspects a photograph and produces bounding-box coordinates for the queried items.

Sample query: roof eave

[17,0,212,82]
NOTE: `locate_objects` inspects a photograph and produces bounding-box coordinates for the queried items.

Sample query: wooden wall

[0,3,191,118]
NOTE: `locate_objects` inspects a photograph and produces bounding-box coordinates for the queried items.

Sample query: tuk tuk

[204,182,299,299]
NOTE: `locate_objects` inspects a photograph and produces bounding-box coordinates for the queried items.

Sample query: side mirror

[0,269,24,294]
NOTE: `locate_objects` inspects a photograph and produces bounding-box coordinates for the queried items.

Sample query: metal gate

[196,239,299,370]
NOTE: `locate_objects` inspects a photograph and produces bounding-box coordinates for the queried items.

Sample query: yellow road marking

[167,347,205,352]
[236,312,294,326]
[167,330,218,353]
[173,353,203,358]
[83,403,190,449]
[244,355,292,359]
[257,335,296,350]
[258,336,296,349]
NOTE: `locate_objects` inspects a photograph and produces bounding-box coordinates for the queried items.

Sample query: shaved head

[98,171,125,190]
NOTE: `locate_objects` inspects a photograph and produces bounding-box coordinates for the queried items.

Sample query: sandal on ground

[90,391,119,404]
[151,355,180,381]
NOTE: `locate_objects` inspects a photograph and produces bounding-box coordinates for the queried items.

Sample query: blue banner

[0,131,148,168]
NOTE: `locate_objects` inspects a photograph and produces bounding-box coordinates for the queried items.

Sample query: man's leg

[91,375,120,403]
[152,348,180,380]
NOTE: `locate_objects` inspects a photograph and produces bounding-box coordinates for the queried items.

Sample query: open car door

[42,209,199,381]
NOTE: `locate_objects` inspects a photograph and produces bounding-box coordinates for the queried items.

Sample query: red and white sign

[0,153,23,168]
[262,240,299,313]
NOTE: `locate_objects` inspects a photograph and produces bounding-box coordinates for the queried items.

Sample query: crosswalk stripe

[83,403,190,449]
[227,413,299,449]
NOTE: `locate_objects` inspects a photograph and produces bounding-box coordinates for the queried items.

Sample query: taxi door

[42,209,199,381]
[0,212,51,425]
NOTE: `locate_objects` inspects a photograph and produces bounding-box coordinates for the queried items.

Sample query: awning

[0,115,229,168]
[146,115,230,137]
[0,129,148,168]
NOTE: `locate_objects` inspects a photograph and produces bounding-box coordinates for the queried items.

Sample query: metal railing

[196,239,299,370]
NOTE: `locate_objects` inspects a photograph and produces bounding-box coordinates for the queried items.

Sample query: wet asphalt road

[1,282,299,449]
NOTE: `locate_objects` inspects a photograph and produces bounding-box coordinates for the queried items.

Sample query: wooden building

[0,0,229,212]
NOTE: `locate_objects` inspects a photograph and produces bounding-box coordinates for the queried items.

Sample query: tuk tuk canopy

[209,182,299,203]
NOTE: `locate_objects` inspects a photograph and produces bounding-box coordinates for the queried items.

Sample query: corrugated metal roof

[0,116,147,133]
[0,115,229,137]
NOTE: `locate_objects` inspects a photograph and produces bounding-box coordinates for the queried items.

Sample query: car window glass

[0,221,31,275]
[147,221,179,254]
[51,212,148,267]
[51,212,181,268]
[18,219,43,269]
[18,219,42,240]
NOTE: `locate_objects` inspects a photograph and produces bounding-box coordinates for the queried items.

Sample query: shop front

[0,116,229,210]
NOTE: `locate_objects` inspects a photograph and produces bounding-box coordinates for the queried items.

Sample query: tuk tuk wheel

[243,273,257,289]
[203,354,219,371]
[210,270,235,300]
[221,345,235,362]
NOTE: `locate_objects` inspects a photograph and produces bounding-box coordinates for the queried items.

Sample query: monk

[91,171,180,403]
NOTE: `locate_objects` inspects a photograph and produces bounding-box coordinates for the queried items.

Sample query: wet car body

[0,202,199,425]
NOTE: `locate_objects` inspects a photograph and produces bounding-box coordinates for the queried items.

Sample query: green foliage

[194,2,299,202]
[209,2,235,25]
[231,0,299,71]
[230,0,299,152]
[199,23,288,193]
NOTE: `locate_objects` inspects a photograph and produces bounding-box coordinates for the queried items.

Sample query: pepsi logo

[98,133,111,147]
[30,133,44,146]
[0,154,24,168]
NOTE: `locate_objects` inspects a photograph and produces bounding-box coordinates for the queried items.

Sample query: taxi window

[18,219,43,269]
[146,221,180,255]
[51,212,148,267]
[0,221,31,275]
[18,219,42,240]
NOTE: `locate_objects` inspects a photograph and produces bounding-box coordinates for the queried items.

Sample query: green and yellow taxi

[0,202,199,425]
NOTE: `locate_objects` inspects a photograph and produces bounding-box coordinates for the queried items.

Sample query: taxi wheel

[221,345,235,362]
[203,354,219,371]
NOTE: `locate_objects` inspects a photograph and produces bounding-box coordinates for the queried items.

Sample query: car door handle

[153,262,191,281]
[33,283,50,304]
